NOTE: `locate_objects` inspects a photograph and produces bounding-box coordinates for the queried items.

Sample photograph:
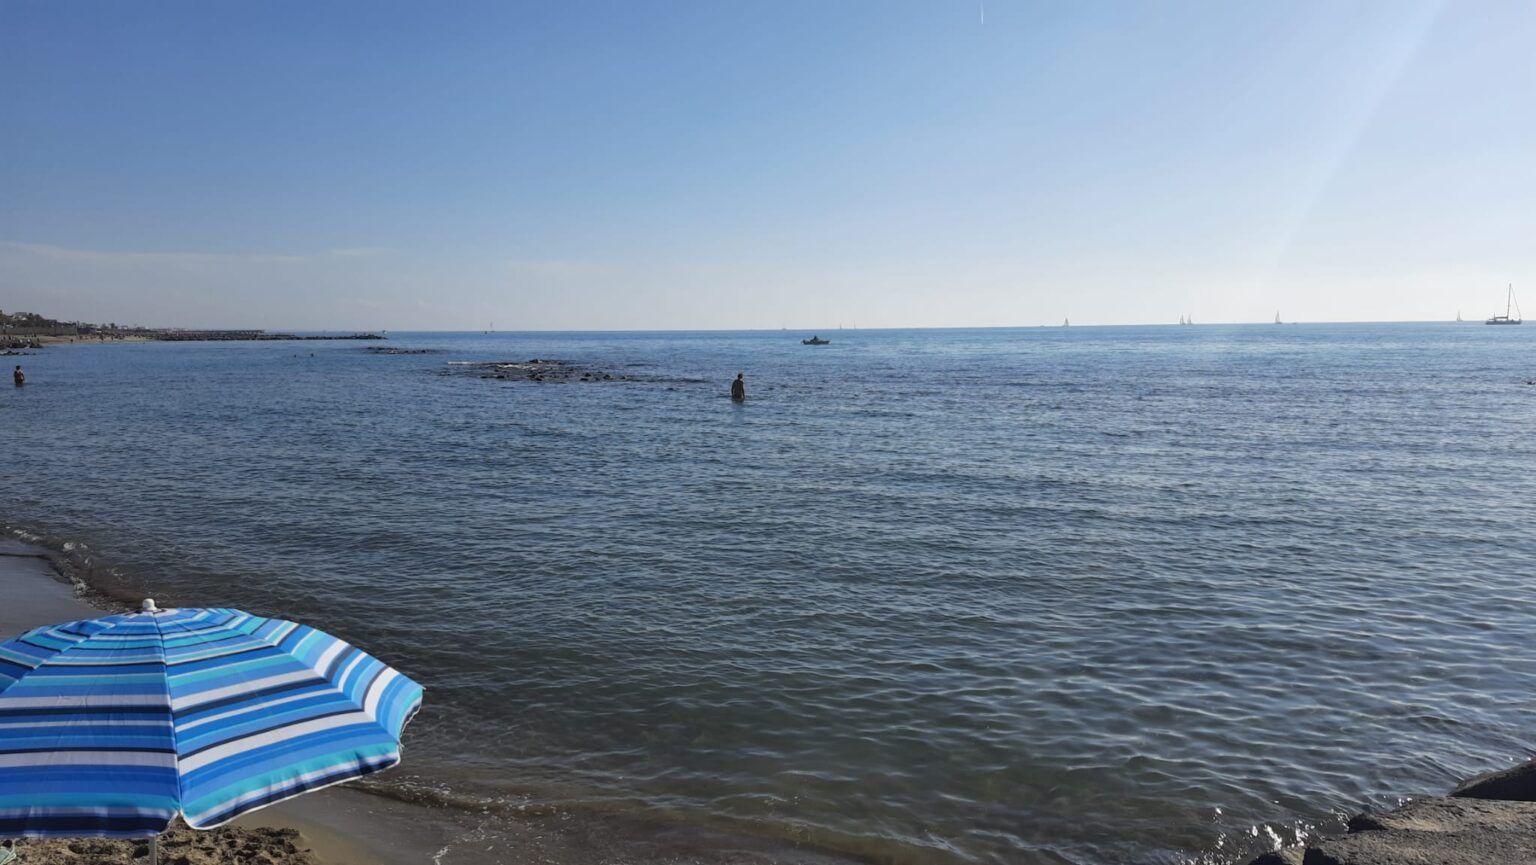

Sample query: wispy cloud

[504,258,614,278]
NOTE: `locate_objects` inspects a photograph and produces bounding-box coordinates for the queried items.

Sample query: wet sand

[0,540,869,865]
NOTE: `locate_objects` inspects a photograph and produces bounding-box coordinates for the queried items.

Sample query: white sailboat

[1062,317,1070,327]
[1486,284,1522,325]
[1456,310,1463,323]
[1274,311,1282,325]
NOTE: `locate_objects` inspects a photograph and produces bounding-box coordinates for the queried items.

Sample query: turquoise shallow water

[4,324,1536,864]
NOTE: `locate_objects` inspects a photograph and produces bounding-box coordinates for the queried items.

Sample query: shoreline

[0,537,872,865]
[16,538,1536,865]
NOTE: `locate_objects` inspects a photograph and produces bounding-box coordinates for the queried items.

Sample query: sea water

[4,324,1536,864]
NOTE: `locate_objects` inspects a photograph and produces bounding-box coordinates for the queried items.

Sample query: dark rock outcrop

[1308,797,1536,863]
[1247,846,1305,865]
[1452,757,1536,801]
[364,346,442,355]
[1244,797,1536,865]
[453,358,633,383]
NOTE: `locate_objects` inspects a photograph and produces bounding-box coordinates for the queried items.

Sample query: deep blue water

[4,324,1536,864]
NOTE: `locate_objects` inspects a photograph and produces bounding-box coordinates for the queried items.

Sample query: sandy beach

[0,539,870,865]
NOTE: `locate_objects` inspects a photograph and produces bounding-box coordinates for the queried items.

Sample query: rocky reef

[1248,758,1536,864]
[451,358,633,383]
[364,346,443,355]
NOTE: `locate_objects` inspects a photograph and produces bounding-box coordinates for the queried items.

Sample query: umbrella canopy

[0,603,423,837]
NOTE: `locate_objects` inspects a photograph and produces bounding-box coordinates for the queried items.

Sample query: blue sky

[2,0,1533,329]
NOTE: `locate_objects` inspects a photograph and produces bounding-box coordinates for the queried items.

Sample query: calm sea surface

[4,324,1536,864]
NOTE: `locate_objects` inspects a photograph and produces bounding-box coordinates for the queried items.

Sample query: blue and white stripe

[0,607,423,836]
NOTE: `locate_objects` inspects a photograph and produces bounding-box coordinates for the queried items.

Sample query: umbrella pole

[150,835,158,865]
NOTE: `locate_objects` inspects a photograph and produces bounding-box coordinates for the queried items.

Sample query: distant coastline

[1,308,385,348]
[4,329,383,347]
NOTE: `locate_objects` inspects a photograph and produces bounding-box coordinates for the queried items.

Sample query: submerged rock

[451,359,632,383]
[365,346,442,355]
[443,357,707,386]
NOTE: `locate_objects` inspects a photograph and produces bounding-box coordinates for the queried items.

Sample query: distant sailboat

[1486,284,1522,325]
[1456,310,1463,323]
[1274,311,1282,325]
[1062,317,1070,327]
[1178,315,1185,325]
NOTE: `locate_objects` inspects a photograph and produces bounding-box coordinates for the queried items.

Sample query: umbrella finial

[141,598,159,613]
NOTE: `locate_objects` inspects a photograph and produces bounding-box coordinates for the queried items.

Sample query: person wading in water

[730,373,746,402]
[12,365,22,387]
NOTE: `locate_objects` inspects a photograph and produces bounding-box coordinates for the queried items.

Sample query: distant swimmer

[11,365,22,387]
[730,373,746,402]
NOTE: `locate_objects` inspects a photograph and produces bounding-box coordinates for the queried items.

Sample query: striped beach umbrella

[0,600,423,839]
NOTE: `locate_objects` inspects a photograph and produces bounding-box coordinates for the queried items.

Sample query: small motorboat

[802,336,831,345]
